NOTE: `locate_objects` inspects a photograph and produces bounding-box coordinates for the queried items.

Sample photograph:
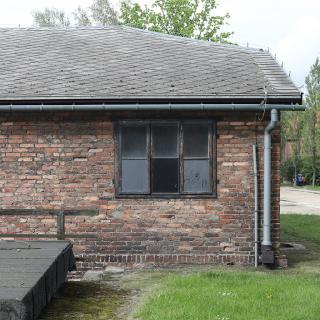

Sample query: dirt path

[281,187,320,215]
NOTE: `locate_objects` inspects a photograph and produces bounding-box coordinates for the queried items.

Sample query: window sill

[113,192,217,200]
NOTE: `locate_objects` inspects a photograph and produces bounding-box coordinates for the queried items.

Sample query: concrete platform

[0,240,75,320]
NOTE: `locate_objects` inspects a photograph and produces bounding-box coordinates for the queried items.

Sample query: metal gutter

[0,95,303,101]
[0,103,306,111]
[262,109,278,265]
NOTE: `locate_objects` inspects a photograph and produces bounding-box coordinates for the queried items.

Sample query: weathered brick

[0,111,281,270]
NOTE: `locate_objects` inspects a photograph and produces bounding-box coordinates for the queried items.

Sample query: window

[115,120,216,197]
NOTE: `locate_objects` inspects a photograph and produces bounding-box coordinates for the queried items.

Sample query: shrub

[280,158,302,183]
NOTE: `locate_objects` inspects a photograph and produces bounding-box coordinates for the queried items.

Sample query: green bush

[280,158,302,183]
[300,157,320,185]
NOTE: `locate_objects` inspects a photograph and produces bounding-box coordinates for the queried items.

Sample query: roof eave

[0,94,303,106]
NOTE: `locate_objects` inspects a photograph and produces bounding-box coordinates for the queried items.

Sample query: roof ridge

[0,25,265,52]
[117,25,265,52]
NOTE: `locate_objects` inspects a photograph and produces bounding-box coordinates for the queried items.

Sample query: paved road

[280,186,320,215]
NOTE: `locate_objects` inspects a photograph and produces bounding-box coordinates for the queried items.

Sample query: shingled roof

[0,26,301,103]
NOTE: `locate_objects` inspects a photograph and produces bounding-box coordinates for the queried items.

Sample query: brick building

[0,26,303,270]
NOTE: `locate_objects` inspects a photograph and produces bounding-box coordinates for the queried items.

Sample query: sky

[0,0,319,93]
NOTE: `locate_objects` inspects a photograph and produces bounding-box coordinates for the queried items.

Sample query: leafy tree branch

[32,0,232,43]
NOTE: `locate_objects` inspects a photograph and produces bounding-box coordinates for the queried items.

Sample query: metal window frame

[114,119,217,198]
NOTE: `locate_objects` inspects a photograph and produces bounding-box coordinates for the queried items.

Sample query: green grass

[136,271,320,320]
[281,214,320,272]
[289,185,320,191]
[136,214,320,320]
[303,185,320,191]
[281,183,320,191]
[281,214,320,247]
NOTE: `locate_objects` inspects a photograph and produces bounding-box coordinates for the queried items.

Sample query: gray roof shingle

[0,26,301,103]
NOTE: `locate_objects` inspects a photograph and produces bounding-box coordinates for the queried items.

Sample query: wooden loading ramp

[0,240,75,320]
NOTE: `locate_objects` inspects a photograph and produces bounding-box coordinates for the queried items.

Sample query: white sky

[0,0,320,93]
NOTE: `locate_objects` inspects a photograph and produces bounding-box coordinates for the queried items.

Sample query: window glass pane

[184,125,209,158]
[184,160,210,192]
[121,126,147,158]
[152,125,178,157]
[121,160,148,193]
[152,159,179,193]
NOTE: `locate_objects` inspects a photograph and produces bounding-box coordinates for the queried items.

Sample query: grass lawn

[281,183,320,192]
[281,214,320,272]
[136,271,320,320]
[281,214,320,246]
[136,214,320,320]
[303,185,320,192]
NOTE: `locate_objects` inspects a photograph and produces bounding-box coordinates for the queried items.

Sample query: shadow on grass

[285,246,320,265]
[39,281,130,320]
[281,214,320,272]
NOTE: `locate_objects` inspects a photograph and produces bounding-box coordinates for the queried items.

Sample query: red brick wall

[0,111,281,269]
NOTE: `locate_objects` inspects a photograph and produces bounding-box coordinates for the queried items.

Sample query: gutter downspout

[252,144,259,268]
[262,109,278,265]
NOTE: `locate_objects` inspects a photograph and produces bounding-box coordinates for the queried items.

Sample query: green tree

[281,111,304,184]
[33,0,118,27]
[32,8,70,27]
[32,0,232,43]
[304,58,320,186]
[73,6,92,26]
[120,0,232,42]
[91,0,119,25]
